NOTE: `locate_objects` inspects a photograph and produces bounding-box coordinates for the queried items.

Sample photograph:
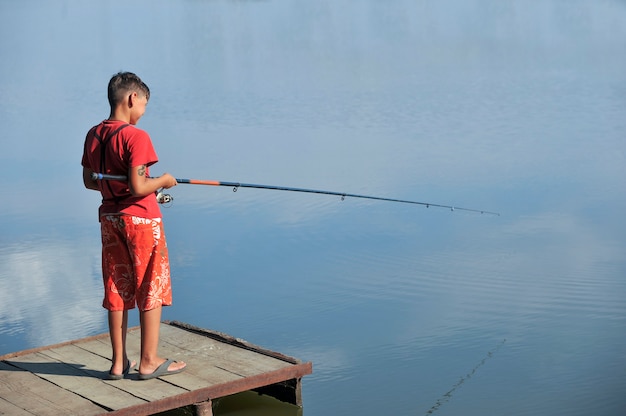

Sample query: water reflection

[213,391,303,416]
[0,237,104,352]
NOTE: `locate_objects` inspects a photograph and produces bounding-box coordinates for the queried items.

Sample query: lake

[1,1,625,415]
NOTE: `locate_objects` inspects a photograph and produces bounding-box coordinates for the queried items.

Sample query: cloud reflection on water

[0,238,105,352]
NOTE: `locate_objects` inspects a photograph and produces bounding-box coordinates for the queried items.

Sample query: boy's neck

[107,117,129,123]
[108,111,130,123]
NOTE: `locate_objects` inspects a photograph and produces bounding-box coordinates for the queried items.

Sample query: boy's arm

[128,164,177,197]
[82,167,99,191]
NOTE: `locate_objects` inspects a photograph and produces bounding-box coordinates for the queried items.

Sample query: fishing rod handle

[91,172,128,181]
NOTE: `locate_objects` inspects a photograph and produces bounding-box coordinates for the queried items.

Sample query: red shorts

[100,215,173,312]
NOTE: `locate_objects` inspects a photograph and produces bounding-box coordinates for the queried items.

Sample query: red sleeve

[125,128,158,169]
[81,126,98,169]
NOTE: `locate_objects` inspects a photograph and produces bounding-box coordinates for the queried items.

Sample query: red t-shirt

[82,120,162,219]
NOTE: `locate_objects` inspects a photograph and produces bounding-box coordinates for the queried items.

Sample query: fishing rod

[91,172,500,216]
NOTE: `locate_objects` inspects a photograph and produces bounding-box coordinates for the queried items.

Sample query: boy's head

[107,72,150,109]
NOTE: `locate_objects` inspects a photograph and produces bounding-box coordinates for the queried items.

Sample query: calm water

[1,1,625,415]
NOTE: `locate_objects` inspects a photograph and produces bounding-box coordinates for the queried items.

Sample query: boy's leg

[138,306,186,375]
[131,217,184,375]
[108,310,131,374]
[101,216,136,376]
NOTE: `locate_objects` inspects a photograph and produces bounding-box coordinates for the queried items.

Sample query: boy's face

[129,91,148,125]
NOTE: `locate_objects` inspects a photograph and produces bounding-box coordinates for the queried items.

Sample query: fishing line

[91,172,500,216]
[424,338,507,415]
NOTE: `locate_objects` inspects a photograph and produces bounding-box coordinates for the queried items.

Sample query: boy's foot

[106,359,136,380]
[138,358,186,380]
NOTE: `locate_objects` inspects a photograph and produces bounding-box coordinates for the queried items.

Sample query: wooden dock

[0,321,312,415]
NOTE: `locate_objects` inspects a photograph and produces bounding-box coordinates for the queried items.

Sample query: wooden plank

[78,324,294,378]
[0,331,111,361]
[74,326,257,396]
[0,361,105,416]
[145,328,289,393]
[39,344,112,379]
[158,325,293,374]
[106,363,312,416]
[72,337,115,360]
[138,349,244,392]
[166,321,301,364]
[77,329,247,391]
[42,344,190,403]
[118,327,245,387]
[5,352,146,411]
[1,322,313,416]
[0,396,35,416]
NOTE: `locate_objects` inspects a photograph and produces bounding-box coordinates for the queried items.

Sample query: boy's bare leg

[138,306,186,375]
[108,310,131,374]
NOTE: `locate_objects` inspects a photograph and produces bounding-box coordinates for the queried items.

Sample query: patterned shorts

[100,215,173,312]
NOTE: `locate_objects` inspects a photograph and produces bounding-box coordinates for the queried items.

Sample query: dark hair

[107,72,150,107]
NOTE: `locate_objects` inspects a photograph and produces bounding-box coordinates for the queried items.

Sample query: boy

[81,72,186,380]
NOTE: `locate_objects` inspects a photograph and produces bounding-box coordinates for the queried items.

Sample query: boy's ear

[127,91,137,108]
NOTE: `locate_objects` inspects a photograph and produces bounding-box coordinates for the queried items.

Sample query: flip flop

[138,358,186,380]
[106,359,136,380]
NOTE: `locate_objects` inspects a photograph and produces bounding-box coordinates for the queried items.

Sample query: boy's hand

[129,165,177,196]
[160,173,178,189]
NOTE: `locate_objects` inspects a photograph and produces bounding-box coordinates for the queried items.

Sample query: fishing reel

[156,189,174,205]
